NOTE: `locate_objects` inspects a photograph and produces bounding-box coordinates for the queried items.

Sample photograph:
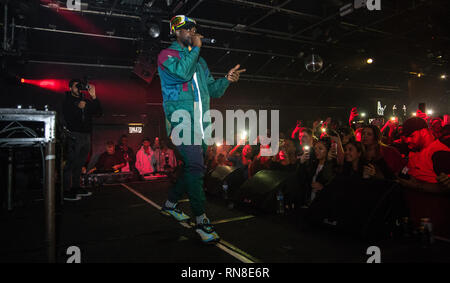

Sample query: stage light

[412,112,416,116]
[417,73,422,78]
[427,110,433,115]
[20,78,67,92]
[148,23,160,38]
[366,58,374,64]
[361,112,366,117]
[305,53,323,73]
[39,80,56,87]
[441,74,447,79]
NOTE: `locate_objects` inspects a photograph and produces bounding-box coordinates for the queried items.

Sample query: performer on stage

[157,15,245,243]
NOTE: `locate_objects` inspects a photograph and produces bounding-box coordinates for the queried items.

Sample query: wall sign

[128,123,144,134]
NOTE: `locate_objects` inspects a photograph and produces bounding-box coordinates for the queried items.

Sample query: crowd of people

[207,108,449,191]
[203,107,450,237]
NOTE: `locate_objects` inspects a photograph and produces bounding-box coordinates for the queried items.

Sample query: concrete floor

[2,180,450,263]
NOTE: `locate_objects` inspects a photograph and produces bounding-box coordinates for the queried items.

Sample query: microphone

[201,38,216,44]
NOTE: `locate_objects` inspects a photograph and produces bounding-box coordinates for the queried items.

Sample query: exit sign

[129,127,142,134]
[128,123,144,134]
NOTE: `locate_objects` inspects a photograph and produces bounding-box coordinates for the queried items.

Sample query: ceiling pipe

[40,4,141,19]
[14,24,139,41]
[28,60,134,69]
[218,0,321,21]
[246,0,292,28]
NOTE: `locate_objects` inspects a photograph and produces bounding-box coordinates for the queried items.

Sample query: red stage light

[39,80,56,87]
[20,78,68,92]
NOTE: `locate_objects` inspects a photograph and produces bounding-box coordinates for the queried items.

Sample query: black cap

[401,117,428,137]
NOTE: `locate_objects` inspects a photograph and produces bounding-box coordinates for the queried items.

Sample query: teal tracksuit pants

[167,144,207,216]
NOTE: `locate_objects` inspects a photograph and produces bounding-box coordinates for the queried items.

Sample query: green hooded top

[157,41,230,144]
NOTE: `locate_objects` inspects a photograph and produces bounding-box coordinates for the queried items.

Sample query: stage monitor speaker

[239,170,294,213]
[205,166,245,200]
[210,165,238,181]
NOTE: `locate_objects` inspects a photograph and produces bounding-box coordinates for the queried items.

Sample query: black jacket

[296,159,336,204]
[62,92,102,133]
[297,159,336,188]
[95,152,125,172]
[115,145,136,170]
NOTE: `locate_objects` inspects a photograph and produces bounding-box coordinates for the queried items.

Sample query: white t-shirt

[193,72,204,140]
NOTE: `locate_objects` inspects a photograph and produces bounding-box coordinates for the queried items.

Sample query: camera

[76,77,90,91]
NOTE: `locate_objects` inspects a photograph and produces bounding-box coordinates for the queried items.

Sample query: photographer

[62,79,102,201]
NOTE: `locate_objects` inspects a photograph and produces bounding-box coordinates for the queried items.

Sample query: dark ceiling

[3,0,450,93]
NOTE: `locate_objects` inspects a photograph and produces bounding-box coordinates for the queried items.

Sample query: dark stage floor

[2,180,450,263]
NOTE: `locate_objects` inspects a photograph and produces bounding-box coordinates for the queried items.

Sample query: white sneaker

[195,219,220,243]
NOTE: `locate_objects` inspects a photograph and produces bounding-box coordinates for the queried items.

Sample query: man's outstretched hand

[226,64,246,83]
